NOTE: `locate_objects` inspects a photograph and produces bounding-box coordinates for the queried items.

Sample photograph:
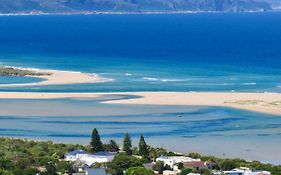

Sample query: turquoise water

[0,76,43,84]
[0,13,281,163]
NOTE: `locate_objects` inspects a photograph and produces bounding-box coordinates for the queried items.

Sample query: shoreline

[0,67,108,87]
[0,11,279,17]
[0,91,281,115]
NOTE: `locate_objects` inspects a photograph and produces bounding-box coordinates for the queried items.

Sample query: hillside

[0,0,273,14]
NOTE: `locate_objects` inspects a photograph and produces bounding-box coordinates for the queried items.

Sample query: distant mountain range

[0,0,277,14]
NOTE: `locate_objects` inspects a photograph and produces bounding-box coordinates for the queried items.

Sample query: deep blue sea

[0,13,281,92]
[1,13,281,163]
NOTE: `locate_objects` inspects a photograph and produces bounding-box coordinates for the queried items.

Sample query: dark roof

[85,168,109,175]
[93,152,116,156]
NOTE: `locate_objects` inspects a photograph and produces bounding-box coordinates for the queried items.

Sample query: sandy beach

[0,67,106,87]
[0,91,281,115]
[105,92,281,115]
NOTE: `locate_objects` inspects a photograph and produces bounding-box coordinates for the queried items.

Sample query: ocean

[0,13,281,163]
[0,13,281,92]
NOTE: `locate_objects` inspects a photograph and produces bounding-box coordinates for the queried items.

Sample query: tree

[0,160,14,171]
[177,162,184,170]
[90,128,104,153]
[198,168,212,175]
[44,162,58,175]
[104,140,119,152]
[0,169,14,175]
[21,168,39,175]
[179,167,194,175]
[218,159,237,171]
[138,135,149,159]
[106,154,142,175]
[123,133,132,155]
[125,167,154,175]
[187,152,201,159]
[152,161,165,174]
[57,161,77,174]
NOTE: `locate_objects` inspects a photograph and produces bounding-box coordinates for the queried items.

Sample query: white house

[65,150,88,161]
[163,170,180,175]
[156,156,201,168]
[65,150,116,166]
[219,167,271,175]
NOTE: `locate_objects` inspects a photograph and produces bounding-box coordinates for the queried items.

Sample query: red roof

[183,161,206,168]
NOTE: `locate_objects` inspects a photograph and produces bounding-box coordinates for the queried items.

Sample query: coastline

[0,91,281,115]
[0,67,107,87]
[0,10,278,17]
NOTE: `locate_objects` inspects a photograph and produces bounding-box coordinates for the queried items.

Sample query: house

[213,167,271,175]
[224,167,271,175]
[163,170,180,175]
[85,168,109,175]
[183,161,213,171]
[64,150,116,166]
[65,150,88,161]
[156,156,201,168]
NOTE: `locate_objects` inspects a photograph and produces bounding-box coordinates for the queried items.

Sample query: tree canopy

[138,135,149,159]
[106,154,142,175]
[123,133,132,155]
[125,167,154,175]
[90,128,104,153]
[104,140,119,152]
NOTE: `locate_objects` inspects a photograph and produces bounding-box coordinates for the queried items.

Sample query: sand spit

[0,92,281,115]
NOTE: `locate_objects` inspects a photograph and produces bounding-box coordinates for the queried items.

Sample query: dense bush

[124,167,154,175]
[106,154,143,175]
[0,138,87,175]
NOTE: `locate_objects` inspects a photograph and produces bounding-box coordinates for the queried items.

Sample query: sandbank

[0,92,281,115]
[0,67,106,86]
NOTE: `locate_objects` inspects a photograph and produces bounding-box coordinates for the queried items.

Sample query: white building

[65,150,116,166]
[215,167,271,175]
[163,170,179,175]
[156,156,201,168]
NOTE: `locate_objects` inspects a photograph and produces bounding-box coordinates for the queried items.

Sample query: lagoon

[0,96,281,164]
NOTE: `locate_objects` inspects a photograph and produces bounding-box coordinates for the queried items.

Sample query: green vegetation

[0,137,88,175]
[123,133,132,155]
[90,128,104,153]
[104,140,120,153]
[152,161,165,174]
[1,129,281,175]
[138,134,149,160]
[105,153,143,175]
[0,66,51,77]
[125,167,154,175]
[179,167,194,175]
[225,99,281,107]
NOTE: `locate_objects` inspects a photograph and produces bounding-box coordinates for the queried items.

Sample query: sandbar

[0,67,106,86]
[0,92,281,115]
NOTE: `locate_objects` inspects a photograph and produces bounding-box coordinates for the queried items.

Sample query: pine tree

[104,140,119,152]
[123,133,132,155]
[90,128,104,153]
[138,134,149,159]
